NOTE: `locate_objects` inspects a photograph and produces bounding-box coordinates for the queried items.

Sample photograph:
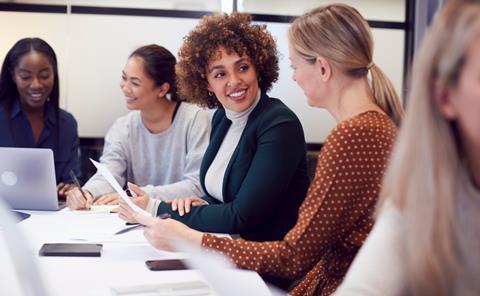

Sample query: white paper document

[90,159,151,216]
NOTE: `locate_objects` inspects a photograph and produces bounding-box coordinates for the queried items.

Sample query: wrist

[187,228,203,246]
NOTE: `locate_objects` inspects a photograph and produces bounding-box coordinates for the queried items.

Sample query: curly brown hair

[176,13,279,109]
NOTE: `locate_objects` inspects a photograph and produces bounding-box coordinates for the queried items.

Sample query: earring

[208,91,214,97]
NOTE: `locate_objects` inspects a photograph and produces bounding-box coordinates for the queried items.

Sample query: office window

[239,0,406,22]
[0,0,222,11]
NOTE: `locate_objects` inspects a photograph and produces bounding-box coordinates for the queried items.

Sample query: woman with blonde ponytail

[286,3,404,126]
[122,4,401,295]
[336,1,480,295]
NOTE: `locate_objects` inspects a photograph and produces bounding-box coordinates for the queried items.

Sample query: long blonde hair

[379,1,480,295]
[288,4,404,125]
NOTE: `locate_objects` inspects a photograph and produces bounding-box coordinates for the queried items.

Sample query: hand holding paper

[90,159,151,216]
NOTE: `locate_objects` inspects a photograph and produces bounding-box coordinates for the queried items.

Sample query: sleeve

[156,115,306,233]
[201,123,395,279]
[144,109,211,200]
[82,117,129,197]
[58,117,81,183]
[333,203,406,296]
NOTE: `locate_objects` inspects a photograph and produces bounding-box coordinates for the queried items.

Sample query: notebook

[0,147,63,210]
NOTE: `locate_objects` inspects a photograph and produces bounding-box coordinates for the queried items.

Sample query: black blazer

[157,93,309,241]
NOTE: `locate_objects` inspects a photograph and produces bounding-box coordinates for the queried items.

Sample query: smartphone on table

[145,259,189,271]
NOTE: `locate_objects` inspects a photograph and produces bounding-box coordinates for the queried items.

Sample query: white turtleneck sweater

[204,91,261,202]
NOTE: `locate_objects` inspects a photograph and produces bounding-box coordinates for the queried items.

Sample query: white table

[0,209,274,296]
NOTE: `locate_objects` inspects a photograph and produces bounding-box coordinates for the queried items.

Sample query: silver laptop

[0,147,61,211]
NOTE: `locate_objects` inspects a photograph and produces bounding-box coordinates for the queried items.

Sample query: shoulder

[325,111,397,151]
[56,109,79,143]
[104,111,138,141]
[58,108,78,128]
[251,95,302,131]
[111,111,138,130]
[177,102,212,125]
[258,95,298,121]
[318,112,397,170]
[178,101,201,115]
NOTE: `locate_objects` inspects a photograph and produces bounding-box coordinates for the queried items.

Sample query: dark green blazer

[157,93,309,241]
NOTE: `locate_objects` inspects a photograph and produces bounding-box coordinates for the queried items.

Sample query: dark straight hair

[129,44,181,102]
[0,38,60,150]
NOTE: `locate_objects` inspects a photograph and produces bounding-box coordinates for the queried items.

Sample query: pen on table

[115,213,171,235]
[69,170,88,202]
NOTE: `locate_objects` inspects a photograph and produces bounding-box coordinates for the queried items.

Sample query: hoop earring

[208,91,214,97]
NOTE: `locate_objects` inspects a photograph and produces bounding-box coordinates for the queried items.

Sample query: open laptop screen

[0,148,60,211]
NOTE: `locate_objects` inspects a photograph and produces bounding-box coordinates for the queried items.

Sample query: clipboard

[39,243,103,257]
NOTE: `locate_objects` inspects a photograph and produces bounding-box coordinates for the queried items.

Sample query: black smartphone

[39,243,102,257]
[145,259,189,271]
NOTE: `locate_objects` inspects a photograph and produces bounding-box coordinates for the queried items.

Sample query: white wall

[0,12,69,105]
[0,0,221,11]
[240,0,406,22]
[0,3,405,142]
[265,22,404,142]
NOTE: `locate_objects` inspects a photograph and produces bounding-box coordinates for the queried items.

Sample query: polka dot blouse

[202,111,398,295]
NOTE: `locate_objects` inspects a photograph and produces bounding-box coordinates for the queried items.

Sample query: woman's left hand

[135,212,204,251]
[118,199,139,223]
[57,183,76,197]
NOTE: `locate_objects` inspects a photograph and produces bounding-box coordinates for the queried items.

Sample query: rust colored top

[202,111,397,295]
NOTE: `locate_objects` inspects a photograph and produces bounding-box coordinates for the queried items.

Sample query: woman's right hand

[164,197,208,216]
[127,183,150,210]
[66,188,94,210]
[117,183,151,223]
[93,192,120,205]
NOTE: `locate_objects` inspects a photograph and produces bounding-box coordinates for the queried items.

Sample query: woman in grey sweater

[66,45,211,210]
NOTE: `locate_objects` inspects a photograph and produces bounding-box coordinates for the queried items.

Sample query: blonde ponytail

[370,64,404,126]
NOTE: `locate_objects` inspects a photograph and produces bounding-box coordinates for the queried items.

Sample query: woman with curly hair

[122,4,402,295]
[120,13,310,243]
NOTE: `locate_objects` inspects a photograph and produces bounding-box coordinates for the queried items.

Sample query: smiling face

[12,51,54,111]
[206,47,259,112]
[120,56,162,111]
